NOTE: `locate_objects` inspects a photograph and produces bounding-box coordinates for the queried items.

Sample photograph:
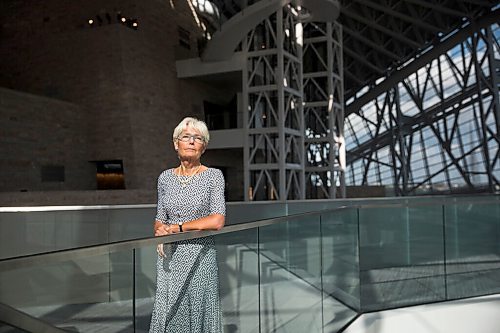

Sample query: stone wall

[0,88,94,192]
[0,0,236,204]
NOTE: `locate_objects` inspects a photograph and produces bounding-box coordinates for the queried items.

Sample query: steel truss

[241,10,345,200]
[242,6,305,200]
[303,22,345,198]
[346,24,500,195]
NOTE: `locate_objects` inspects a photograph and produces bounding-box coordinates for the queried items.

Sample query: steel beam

[346,21,499,195]
[346,10,499,115]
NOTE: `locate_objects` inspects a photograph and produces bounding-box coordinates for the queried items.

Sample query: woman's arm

[154,169,226,236]
[154,213,225,236]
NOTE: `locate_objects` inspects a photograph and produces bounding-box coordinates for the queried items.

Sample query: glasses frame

[177,134,206,144]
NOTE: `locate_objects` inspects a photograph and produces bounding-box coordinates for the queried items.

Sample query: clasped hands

[154,223,180,236]
[155,223,180,258]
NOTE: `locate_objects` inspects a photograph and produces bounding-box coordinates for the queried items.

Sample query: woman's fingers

[155,224,170,236]
[155,223,182,236]
[157,244,165,257]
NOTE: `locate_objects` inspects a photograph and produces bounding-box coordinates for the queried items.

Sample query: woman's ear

[174,141,179,151]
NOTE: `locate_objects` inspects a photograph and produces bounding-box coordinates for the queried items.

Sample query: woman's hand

[154,220,175,236]
[154,223,182,236]
[156,244,165,257]
[154,223,170,236]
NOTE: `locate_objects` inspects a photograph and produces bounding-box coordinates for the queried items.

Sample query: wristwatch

[178,222,184,232]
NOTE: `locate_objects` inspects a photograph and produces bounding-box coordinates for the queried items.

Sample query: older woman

[149,117,225,333]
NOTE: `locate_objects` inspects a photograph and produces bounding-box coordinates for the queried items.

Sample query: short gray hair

[172,117,210,144]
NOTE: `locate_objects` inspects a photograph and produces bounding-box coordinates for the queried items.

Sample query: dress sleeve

[155,173,168,223]
[210,169,226,216]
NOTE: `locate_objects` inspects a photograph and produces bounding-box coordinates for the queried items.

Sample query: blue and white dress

[149,167,225,333]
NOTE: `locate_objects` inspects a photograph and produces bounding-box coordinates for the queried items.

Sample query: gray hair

[172,117,210,144]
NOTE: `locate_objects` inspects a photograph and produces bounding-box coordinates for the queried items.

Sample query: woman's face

[174,127,206,162]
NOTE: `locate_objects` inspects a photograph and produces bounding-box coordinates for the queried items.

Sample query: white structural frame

[303,22,345,198]
[243,6,306,200]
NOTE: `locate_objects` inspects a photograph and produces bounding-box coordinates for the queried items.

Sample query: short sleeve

[155,173,168,223]
[210,169,226,216]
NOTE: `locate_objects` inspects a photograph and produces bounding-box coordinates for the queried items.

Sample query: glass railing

[0,202,290,260]
[0,195,498,332]
[357,195,500,311]
[0,195,492,259]
[0,205,155,259]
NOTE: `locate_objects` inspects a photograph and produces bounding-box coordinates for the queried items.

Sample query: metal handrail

[0,193,496,212]
[1,195,498,270]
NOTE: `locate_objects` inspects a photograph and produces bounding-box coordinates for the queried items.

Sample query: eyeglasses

[178,134,205,144]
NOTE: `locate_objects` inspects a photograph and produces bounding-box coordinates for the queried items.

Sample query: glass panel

[287,201,345,214]
[0,250,134,332]
[136,231,260,333]
[321,208,359,306]
[0,210,109,259]
[358,205,446,311]
[321,208,359,332]
[444,201,500,299]
[0,207,159,260]
[108,207,155,241]
[226,202,288,224]
[216,229,260,333]
[0,323,29,332]
[135,244,157,332]
[287,216,322,286]
[259,216,323,333]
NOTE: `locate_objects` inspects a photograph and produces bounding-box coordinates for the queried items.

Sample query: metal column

[303,22,345,198]
[243,6,305,200]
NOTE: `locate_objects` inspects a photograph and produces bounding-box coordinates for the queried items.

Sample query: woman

[149,117,225,333]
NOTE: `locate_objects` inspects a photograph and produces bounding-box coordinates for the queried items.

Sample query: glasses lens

[179,135,204,143]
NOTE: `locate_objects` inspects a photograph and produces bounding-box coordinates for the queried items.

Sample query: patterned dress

[149,167,225,333]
